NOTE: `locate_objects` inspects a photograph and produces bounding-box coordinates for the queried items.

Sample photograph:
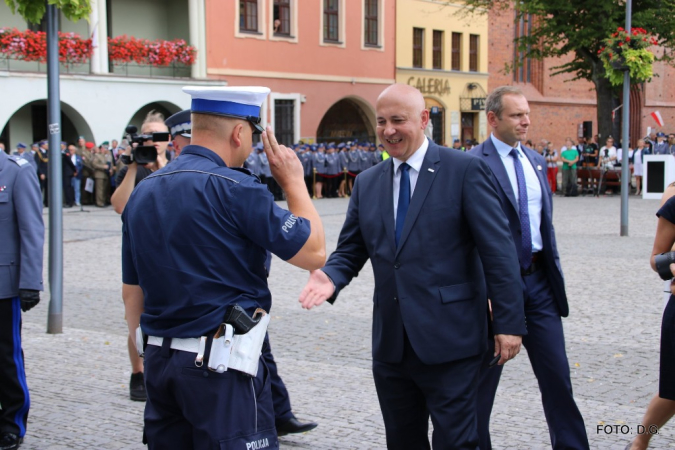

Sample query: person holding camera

[110,110,171,402]
[111,111,170,215]
[627,185,675,449]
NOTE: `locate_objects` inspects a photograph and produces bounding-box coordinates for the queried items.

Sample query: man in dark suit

[62,144,78,207]
[469,86,589,450]
[299,84,526,449]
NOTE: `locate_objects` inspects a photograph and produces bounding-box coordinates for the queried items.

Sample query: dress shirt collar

[491,133,523,158]
[392,137,429,174]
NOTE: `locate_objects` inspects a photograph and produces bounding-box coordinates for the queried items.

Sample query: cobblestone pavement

[13,195,675,449]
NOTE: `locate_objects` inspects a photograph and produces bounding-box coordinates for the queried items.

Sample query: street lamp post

[620,0,632,237]
[46,3,63,334]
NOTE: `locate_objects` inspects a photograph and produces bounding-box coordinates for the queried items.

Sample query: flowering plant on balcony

[0,28,92,65]
[598,27,657,86]
[108,35,196,66]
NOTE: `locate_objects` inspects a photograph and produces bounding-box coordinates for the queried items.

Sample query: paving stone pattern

[14,196,675,449]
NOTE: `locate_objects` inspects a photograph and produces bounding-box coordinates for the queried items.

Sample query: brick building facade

[488,9,675,150]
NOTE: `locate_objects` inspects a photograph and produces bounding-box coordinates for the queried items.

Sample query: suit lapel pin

[428,168,435,173]
[0,186,6,192]
[537,165,542,171]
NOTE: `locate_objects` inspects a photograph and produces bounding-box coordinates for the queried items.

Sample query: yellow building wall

[395,0,489,145]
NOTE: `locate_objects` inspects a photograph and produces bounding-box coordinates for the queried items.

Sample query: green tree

[458,0,675,140]
[5,0,91,24]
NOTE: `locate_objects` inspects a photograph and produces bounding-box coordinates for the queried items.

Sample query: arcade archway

[0,100,94,149]
[316,98,375,143]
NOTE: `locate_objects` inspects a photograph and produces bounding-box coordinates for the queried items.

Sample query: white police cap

[182,86,270,134]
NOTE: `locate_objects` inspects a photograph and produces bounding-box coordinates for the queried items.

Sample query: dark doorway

[429,107,444,145]
[31,103,79,144]
[461,112,475,143]
[316,99,374,143]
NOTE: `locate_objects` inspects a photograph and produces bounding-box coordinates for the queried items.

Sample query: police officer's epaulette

[230,166,261,182]
[8,155,28,167]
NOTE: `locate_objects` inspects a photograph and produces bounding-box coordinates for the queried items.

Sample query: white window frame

[235,0,267,40]
[269,93,302,145]
[268,0,298,43]
[320,0,346,48]
[361,0,385,52]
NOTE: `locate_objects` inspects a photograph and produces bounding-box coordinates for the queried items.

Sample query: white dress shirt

[392,138,429,222]
[490,134,543,252]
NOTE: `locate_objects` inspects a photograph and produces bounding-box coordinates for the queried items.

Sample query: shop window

[413,28,424,68]
[274,100,295,146]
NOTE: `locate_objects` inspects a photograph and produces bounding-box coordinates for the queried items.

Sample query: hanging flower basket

[598,27,657,86]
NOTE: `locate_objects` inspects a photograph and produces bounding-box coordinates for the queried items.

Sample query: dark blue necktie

[395,163,411,247]
[510,149,532,270]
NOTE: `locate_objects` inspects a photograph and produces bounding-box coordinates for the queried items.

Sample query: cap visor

[252,122,265,134]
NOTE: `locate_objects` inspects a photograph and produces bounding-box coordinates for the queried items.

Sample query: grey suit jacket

[0,151,45,298]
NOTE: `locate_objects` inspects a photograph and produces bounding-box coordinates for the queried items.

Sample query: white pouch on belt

[228,310,270,377]
[208,323,234,373]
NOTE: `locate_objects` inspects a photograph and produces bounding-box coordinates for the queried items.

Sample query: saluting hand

[262,126,303,191]
[299,269,335,310]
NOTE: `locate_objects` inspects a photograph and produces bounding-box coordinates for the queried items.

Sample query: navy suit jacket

[469,139,568,317]
[322,140,526,365]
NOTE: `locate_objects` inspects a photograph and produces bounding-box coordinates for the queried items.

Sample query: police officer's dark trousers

[0,298,30,438]
[143,338,279,450]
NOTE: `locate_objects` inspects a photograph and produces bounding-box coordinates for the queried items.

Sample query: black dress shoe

[276,417,318,436]
[0,432,23,450]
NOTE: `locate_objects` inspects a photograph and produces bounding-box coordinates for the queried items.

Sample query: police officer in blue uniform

[164,109,192,157]
[0,150,44,450]
[122,85,326,449]
[169,108,319,437]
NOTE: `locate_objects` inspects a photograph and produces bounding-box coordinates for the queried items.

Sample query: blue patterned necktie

[395,163,411,247]
[510,149,532,270]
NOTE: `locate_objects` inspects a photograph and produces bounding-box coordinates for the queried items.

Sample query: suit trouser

[39,177,49,206]
[143,339,278,450]
[0,298,30,438]
[261,336,293,426]
[63,177,75,206]
[477,268,589,450]
[372,335,481,450]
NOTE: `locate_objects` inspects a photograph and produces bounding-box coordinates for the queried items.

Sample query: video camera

[119,125,170,165]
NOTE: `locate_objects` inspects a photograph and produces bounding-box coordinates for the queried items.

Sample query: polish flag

[651,111,665,127]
